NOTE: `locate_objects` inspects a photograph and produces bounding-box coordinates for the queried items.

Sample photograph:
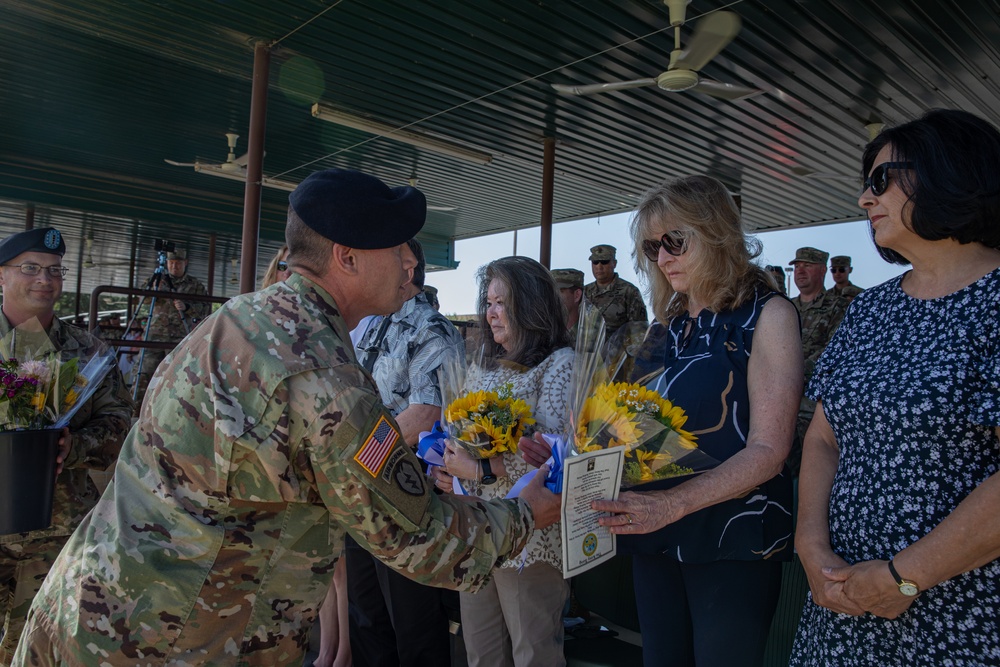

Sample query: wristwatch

[480,458,498,485]
[887,560,920,597]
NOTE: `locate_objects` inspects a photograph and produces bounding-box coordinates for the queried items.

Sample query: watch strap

[887,559,919,596]
[480,458,497,484]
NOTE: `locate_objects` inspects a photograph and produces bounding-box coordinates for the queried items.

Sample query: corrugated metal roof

[2,0,999,299]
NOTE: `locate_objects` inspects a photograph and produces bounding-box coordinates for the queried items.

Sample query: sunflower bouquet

[442,381,535,459]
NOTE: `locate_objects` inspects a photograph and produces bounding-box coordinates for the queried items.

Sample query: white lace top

[460,346,574,570]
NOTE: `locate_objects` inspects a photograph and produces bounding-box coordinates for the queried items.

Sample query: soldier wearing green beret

[584,244,647,337]
[826,255,864,301]
[789,246,849,474]
[0,228,134,663]
[14,170,559,667]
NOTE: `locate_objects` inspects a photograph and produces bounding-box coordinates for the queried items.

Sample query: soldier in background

[766,265,787,295]
[788,246,849,475]
[550,267,585,340]
[423,284,440,311]
[584,244,647,337]
[826,255,864,301]
[0,227,134,664]
[13,169,558,667]
[134,248,210,399]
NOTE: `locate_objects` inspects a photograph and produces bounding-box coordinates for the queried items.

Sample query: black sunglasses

[641,230,689,262]
[861,161,913,197]
[277,261,289,272]
[591,259,611,265]
[830,267,848,274]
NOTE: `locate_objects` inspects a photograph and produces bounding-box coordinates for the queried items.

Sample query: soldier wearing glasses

[0,227,134,664]
[584,244,647,337]
[826,255,864,301]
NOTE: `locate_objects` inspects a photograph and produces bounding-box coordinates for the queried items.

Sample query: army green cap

[589,244,617,262]
[789,246,829,265]
[166,249,188,260]
[550,268,584,290]
[422,285,438,297]
[830,255,852,268]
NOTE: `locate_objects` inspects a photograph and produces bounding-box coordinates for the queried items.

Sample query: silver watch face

[899,582,919,597]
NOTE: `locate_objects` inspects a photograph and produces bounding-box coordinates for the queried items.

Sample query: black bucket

[0,429,60,535]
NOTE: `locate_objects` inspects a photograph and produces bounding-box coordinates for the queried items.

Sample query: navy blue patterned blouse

[621,287,794,563]
[791,269,1000,666]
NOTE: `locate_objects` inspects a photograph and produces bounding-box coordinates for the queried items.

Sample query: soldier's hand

[173,299,187,313]
[430,466,454,493]
[519,432,551,469]
[519,464,560,530]
[56,426,72,476]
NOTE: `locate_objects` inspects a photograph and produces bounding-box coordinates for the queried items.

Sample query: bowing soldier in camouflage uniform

[134,248,210,399]
[0,228,133,665]
[583,244,647,338]
[826,254,864,301]
[13,169,558,667]
[788,246,850,474]
[346,238,466,667]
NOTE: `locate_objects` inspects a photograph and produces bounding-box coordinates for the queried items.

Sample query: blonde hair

[261,244,289,288]
[630,175,776,324]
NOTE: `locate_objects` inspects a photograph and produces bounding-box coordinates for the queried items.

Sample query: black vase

[0,428,60,535]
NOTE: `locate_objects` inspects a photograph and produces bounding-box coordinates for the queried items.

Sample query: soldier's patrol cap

[166,249,187,261]
[0,227,66,266]
[289,169,426,249]
[830,255,852,268]
[789,247,829,265]
[423,285,438,297]
[551,268,584,289]
[589,244,617,261]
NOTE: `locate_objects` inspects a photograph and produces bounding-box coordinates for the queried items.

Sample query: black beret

[289,169,426,249]
[0,227,66,266]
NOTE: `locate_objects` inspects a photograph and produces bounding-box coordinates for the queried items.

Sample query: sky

[430,213,908,317]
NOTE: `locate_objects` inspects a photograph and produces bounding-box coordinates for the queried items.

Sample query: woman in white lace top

[434,256,574,667]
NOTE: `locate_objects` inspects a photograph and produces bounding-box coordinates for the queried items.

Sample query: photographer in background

[134,246,209,400]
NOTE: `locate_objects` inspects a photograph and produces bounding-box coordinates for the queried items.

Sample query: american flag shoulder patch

[354,415,400,477]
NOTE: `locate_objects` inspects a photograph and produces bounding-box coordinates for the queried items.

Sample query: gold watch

[887,560,920,597]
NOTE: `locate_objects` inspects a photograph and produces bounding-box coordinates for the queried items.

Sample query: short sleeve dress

[790,269,1000,666]
[622,287,794,562]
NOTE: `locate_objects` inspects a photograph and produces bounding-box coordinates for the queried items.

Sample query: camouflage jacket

[827,282,864,300]
[584,275,648,336]
[0,316,134,545]
[25,274,533,666]
[356,291,464,421]
[143,272,210,342]
[791,290,850,382]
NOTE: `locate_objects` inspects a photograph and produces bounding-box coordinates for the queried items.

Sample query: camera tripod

[122,245,192,402]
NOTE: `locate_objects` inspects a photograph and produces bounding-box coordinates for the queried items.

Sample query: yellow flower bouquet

[443,381,535,459]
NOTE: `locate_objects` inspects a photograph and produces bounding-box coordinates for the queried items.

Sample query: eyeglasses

[277,261,289,272]
[3,263,68,278]
[830,267,848,274]
[641,230,689,262]
[591,260,611,265]
[861,161,913,197]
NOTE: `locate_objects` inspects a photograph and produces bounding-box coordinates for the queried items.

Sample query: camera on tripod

[154,239,175,269]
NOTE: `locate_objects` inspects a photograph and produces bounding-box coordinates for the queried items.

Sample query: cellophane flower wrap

[0,317,118,431]
[438,350,536,460]
[568,308,716,488]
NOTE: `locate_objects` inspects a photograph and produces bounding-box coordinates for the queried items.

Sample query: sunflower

[445,383,534,458]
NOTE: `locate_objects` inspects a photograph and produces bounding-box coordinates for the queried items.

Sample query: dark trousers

[632,555,782,667]
[345,535,456,667]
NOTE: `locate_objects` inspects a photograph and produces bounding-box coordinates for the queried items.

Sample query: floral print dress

[790,269,1000,666]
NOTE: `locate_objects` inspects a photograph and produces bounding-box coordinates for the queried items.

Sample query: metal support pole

[539,137,555,268]
[240,41,271,294]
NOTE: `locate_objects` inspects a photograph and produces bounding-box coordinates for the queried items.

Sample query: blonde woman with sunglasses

[592,175,802,667]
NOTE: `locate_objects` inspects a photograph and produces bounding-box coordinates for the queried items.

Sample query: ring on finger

[625,513,633,525]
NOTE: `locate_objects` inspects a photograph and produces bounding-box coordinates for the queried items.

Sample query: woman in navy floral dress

[791,109,1000,666]
[593,176,802,666]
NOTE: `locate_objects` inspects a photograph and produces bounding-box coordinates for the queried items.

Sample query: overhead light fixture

[194,163,298,192]
[311,103,493,166]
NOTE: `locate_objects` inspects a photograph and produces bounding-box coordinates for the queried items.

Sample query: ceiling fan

[165,133,298,192]
[551,0,762,101]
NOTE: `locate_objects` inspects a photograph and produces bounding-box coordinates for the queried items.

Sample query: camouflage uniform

[827,282,864,300]
[584,274,648,336]
[788,290,850,473]
[135,271,210,398]
[0,318,134,664]
[14,274,533,667]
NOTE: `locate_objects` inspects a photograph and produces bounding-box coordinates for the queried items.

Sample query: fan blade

[692,79,763,101]
[219,161,244,173]
[673,11,741,72]
[427,205,457,212]
[164,159,197,167]
[551,79,657,95]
